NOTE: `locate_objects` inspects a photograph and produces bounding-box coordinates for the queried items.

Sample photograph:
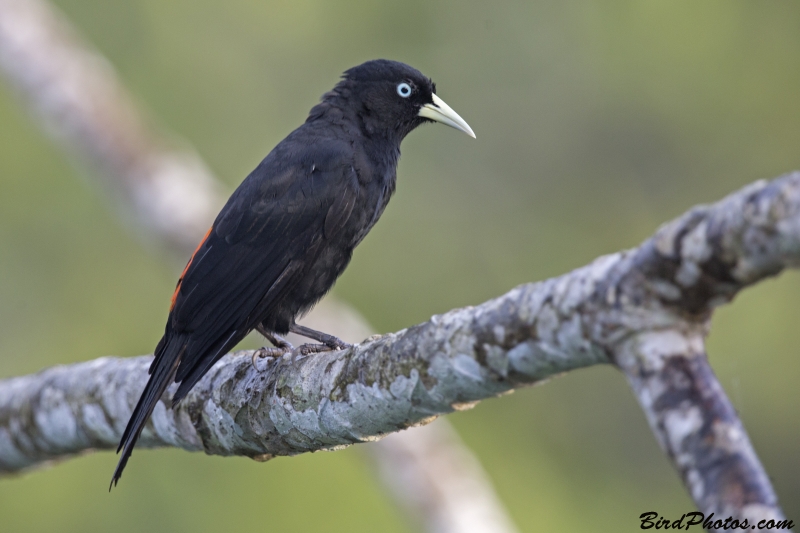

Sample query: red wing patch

[170,226,213,311]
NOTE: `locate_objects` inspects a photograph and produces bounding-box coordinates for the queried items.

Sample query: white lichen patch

[452,354,484,383]
[483,344,508,377]
[80,404,116,444]
[506,341,543,377]
[711,420,747,454]
[654,219,683,257]
[663,405,703,459]
[739,504,786,524]
[686,468,705,503]
[35,387,80,448]
[681,220,712,264]
[0,428,31,469]
[633,330,694,372]
[676,260,701,288]
[534,304,559,343]
[648,279,682,301]
[492,325,505,345]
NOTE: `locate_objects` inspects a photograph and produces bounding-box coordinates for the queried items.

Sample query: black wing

[111,140,359,486]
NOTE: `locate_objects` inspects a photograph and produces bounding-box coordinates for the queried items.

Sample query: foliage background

[1,1,798,531]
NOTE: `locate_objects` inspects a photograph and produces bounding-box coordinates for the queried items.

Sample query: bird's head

[312,59,475,142]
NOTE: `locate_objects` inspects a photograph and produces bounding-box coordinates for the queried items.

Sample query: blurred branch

[0,1,520,531]
[0,0,222,253]
[2,173,800,524]
[368,419,520,533]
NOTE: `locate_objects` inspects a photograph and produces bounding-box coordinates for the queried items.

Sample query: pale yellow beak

[418,93,476,138]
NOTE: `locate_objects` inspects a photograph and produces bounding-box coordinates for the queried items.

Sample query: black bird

[111,59,474,487]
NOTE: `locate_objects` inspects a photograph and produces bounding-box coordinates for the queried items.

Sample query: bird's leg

[289,323,352,355]
[252,324,294,369]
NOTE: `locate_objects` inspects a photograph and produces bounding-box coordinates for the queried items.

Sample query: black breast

[259,130,399,332]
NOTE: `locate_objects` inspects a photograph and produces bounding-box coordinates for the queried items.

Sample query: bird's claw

[328,338,352,352]
[251,346,291,371]
[295,340,352,356]
[253,333,351,369]
[297,343,329,356]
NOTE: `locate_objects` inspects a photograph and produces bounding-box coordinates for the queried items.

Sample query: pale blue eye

[397,82,412,98]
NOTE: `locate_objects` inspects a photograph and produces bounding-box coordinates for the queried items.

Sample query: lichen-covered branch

[0,270,608,470]
[3,173,800,520]
[619,334,783,523]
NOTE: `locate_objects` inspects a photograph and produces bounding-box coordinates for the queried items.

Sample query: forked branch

[2,173,799,522]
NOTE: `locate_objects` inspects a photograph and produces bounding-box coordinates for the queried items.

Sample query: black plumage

[111,59,474,487]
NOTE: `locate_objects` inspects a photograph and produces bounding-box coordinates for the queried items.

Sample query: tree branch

[2,173,798,521]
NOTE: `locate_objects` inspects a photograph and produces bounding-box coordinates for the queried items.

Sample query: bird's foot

[251,332,295,371]
[288,323,352,355]
[295,339,352,356]
[251,346,285,370]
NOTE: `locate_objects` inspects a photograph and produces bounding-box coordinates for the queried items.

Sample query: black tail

[110,335,185,490]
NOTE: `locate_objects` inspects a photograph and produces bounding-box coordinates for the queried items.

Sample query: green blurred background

[1,0,799,531]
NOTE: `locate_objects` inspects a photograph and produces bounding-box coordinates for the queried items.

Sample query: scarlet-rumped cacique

[112,59,475,487]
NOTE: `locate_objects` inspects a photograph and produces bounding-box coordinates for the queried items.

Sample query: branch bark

[2,173,799,522]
